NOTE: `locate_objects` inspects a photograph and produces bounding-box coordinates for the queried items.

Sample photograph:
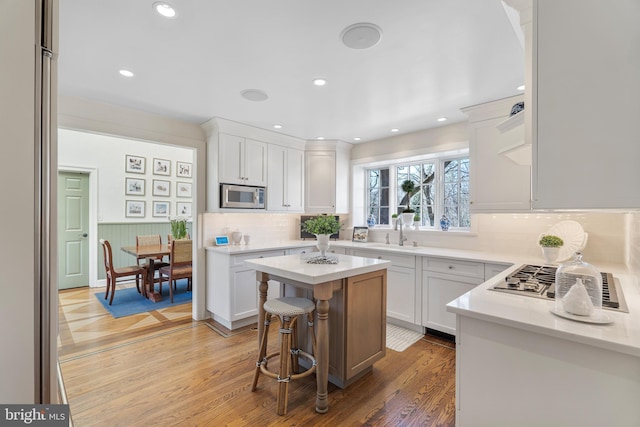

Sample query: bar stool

[251,297,318,415]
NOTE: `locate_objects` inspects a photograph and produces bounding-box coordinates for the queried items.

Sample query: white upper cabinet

[463,95,531,212]
[532,0,640,209]
[305,141,352,213]
[267,144,304,212]
[219,133,267,187]
[202,117,307,211]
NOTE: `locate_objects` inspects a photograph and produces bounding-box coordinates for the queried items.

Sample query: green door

[58,171,89,289]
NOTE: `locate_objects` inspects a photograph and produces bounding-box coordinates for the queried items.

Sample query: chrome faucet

[398,216,408,246]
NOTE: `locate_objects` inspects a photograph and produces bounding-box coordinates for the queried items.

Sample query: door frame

[58,165,99,287]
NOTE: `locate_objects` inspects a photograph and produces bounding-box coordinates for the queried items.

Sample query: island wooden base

[282,269,387,389]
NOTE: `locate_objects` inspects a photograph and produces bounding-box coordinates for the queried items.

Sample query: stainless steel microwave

[220,184,266,209]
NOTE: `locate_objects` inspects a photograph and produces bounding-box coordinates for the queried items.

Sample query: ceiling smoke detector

[340,23,383,49]
[241,89,269,102]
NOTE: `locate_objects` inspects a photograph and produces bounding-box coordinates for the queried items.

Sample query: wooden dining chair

[136,234,169,264]
[100,239,146,305]
[158,239,193,303]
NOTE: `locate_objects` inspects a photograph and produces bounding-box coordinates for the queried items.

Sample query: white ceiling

[58,0,524,143]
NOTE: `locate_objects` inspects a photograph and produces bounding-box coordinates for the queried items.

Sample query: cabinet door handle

[448,265,454,269]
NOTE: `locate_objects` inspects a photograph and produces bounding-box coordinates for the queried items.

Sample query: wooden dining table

[121,244,170,302]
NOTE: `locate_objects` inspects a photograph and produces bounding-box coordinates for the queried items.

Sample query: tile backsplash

[204,212,630,267]
[203,213,350,246]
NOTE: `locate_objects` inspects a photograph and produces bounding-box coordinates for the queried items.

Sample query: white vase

[316,234,331,257]
[400,213,414,228]
[541,246,560,264]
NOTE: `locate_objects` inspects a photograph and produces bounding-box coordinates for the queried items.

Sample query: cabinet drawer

[231,250,287,266]
[351,249,415,269]
[424,257,484,279]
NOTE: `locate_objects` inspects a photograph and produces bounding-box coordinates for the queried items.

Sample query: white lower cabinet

[484,262,511,281]
[206,249,286,330]
[350,249,419,324]
[422,257,485,336]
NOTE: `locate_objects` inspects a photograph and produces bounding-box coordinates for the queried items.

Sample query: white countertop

[244,253,391,285]
[206,238,640,357]
[447,264,640,358]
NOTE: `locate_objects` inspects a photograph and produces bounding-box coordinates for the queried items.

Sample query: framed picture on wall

[125,200,145,218]
[125,155,145,174]
[153,158,171,176]
[125,178,145,196]
[176,181,192,198]
[176,202,192,217]
[352,226,369,243]
[152,179,170,197]
[176,161,192,178]
[153,201,170,217]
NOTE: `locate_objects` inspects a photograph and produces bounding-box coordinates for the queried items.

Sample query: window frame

[365,154,470,230]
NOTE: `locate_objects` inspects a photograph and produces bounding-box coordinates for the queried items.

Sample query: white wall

[59,128,193,222]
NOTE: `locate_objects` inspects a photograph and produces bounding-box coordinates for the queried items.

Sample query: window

[366,156,470,229]
[367,168,390,225]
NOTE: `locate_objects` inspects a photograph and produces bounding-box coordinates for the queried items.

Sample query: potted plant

[401,179,415,194]
[539,234,564,264]
[401,207,415,228]
[170,216,188,240]
[302,215,341,257]
[391,213,398,230]
[413,214,421,229]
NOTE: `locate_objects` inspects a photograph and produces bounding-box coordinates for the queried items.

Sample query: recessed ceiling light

[341,23,383,49]
[353,137,361,141]
[119,69,134,77]
[316,137,325,140]
[153,2,176,18]
[313,78,327,86]
[240,89,269,102]
[437,117,447,122]
[273,124,282,129]
[517,84,525,91]
[391,128,399,133]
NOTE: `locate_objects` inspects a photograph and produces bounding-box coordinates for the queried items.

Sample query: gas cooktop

[490,264,628,313]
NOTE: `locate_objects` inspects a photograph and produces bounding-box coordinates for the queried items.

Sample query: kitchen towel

[386,323,423,352]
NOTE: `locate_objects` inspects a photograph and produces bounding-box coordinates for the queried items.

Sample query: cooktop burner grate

[491,264,627,312]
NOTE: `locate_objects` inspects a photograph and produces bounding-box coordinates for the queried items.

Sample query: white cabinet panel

[387,265,416,324]
[351,249,418,324]
[267,145,304,212]
[207,249,285,330]
[305,150,336,212]
[422,271,483,336]
[218,133,267,186]
[533,0,640,209]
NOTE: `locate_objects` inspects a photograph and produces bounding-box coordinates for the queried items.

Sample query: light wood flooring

[58,285,456,426]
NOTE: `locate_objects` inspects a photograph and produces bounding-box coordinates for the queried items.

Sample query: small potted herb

[391,213,398,230]
[538,234,564,264]
[413,214,421,229]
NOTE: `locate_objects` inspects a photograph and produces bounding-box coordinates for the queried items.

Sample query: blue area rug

[95,279,191,318]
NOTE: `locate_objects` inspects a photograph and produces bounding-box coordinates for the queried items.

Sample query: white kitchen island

[245,252,391,414]
[447,265,640,427]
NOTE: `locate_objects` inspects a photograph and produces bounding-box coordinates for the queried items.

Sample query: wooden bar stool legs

[251,297,317,416]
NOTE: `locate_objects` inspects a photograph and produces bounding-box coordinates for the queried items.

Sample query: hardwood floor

[58,285,456,426]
